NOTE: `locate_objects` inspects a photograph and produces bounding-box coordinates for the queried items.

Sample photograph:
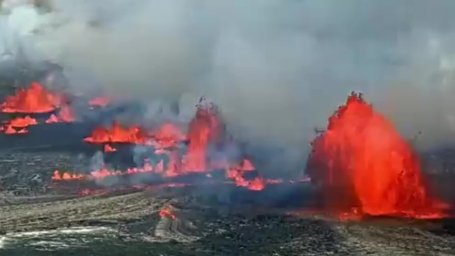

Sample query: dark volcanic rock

[1,189,454,255]
[0,151,91,196]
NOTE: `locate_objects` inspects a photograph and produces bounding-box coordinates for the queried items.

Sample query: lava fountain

[183,98,225,172]
[84,121,147,144]
[55,98,266,191]
[306,92,447,219]
[1,82,63,113]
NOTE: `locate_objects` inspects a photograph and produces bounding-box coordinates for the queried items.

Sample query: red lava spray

[1,82,63,113]
[307,92,447,219]
[183,98,224,172]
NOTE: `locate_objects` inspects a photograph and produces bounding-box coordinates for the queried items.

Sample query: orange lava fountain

[84,121,147,144]
[1,116,38,135]
[226,159,265,191]
[6,116,38,128]
[149,123,186,150]
[183,99,224,172]
[307,92,447,219]
[1,82,63,113]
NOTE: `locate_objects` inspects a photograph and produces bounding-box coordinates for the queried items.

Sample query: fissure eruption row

[0,82,450,219]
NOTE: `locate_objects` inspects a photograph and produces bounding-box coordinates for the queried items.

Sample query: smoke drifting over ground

[1,0,455,173]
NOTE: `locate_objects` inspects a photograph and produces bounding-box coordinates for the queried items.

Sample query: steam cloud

[1,0,455,175]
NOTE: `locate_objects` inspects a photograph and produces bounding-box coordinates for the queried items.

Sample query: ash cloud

[2,0,455,174]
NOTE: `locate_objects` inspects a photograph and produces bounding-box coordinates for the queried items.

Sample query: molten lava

[183,99,224,172]
[56,99,268,191]
[307,92,446,218]
[3,125,17,134]
[57,105,76,122]
[159,206,177,220]
[1,116,37,134]
[45,114,59,124]
[226,158,265,191]
[89,96,109,108]
[1,82,62,113]
[52,170,84,181]
[103,144,117,153]
[45,105,76,124]
[51,157,268,191]
[84,121,147,144]
[6,116,37,128]
[150,123,186,149]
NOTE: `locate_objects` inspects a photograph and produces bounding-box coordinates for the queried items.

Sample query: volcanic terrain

[0,81,454,256]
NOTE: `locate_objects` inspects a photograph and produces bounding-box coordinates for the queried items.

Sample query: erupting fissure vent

[306,92,447,219]
[84,121,147,144]
[0,82,79,134]
[45,105,76,123]
[1,82,63,114]
[183,98,224,172]
[55,98,268,191]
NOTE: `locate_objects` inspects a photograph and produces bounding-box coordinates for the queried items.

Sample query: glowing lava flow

[6,116,38,128]
[84,121,147,144]
[149,123,186,150]
[1,82,63,113]
[45,105,76,124]
[57,105,76,122]
[159,207,177,220]
[52,160,157,182]
[226,159,265,191]
[52,157,266,191]
[103,144,117,153]
[306,92,447,219]
[52,170,84,181]
[45,114,59,124]
[0,116,38,134]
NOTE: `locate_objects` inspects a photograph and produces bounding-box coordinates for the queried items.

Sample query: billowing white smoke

[2,0,455,175]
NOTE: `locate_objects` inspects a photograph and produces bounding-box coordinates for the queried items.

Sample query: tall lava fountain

[306,92,447,218]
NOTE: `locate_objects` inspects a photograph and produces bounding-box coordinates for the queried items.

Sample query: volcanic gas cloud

[307,92,447,219]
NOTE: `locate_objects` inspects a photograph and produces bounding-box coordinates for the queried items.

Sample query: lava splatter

[1,82,63,113]
[306,92,447,219]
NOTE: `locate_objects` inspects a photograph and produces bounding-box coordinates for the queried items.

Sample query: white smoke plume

[1,0,455,175]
